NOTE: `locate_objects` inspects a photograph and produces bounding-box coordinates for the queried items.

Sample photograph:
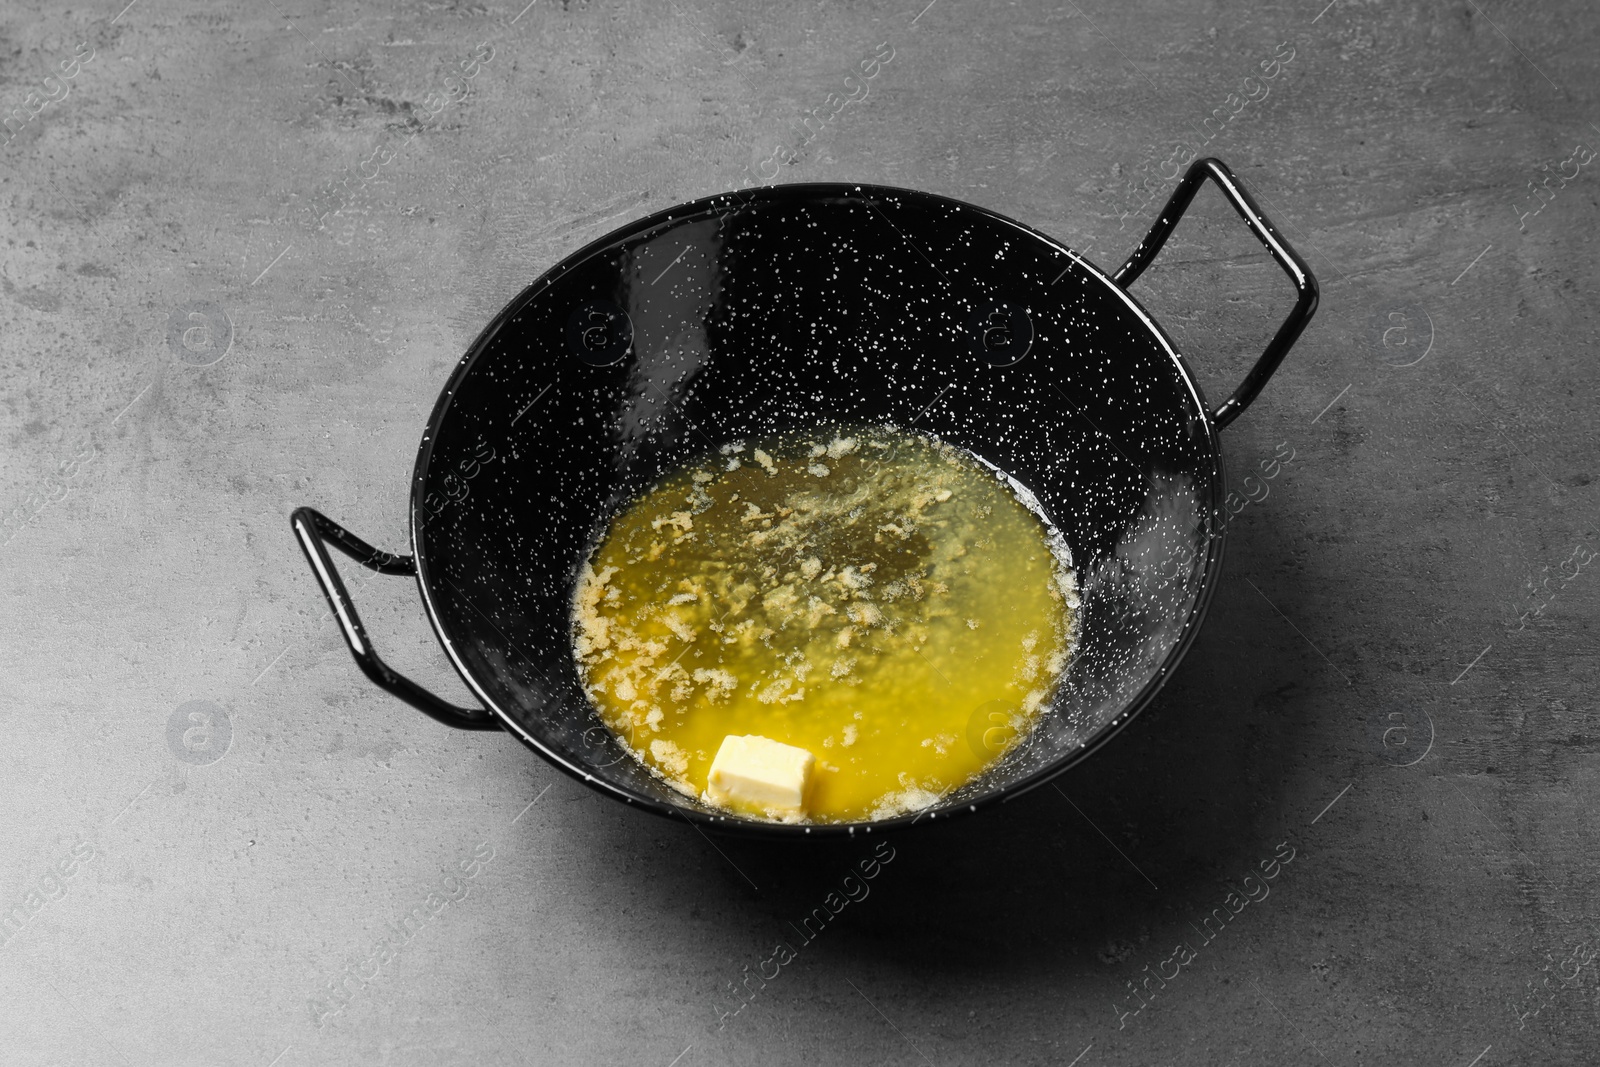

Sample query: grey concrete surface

[2,0,1597,1064]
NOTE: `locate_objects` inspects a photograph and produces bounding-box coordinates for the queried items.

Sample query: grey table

[2,1,1595,1064]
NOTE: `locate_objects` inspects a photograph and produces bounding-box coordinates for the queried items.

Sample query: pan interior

[412,183,1221,832]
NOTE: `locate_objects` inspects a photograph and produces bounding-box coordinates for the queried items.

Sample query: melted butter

[572,425,1077,823]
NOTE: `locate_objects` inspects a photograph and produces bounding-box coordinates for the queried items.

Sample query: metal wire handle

[290,507,501,731]
[1113,157,1319,430]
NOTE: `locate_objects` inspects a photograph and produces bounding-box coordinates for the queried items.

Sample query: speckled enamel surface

[410,182,1229,836]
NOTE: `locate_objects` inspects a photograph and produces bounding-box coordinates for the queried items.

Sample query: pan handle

[1111,158,1319,431]
[290,507,502,732]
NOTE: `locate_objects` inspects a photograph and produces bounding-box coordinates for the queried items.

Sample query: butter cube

[706,734,815,819]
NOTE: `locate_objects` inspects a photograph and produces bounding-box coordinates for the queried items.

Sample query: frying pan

[291,157,1317,838]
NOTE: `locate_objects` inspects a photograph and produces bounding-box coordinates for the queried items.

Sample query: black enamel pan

[292,158,1317,838]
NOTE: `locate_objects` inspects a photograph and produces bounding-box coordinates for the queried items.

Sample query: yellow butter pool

[572,424,1076,823]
